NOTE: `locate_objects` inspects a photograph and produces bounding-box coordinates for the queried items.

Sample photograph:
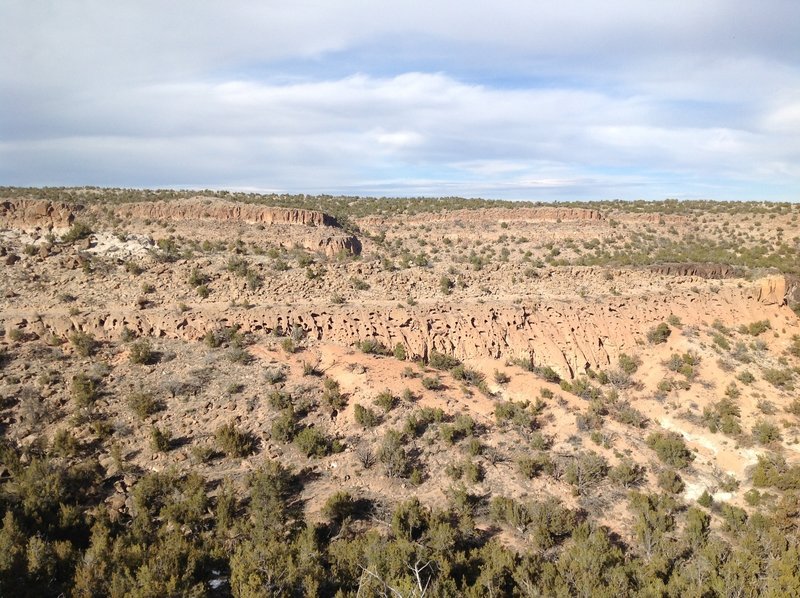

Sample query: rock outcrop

[360,207,603,227]
[118,199,338,227]
[8,278,785,380]
[0,198,362,256]
[648,263,742,279]
[755,275,787,305]
[0,199,79,229]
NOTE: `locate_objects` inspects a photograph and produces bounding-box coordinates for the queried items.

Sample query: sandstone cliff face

[0,199,79,229]
[9,278,786,380]
[0,198,362,256]
[648,263,742,279]
[359,207,603,227]
[117,199,337,227]
[755,275,787,305]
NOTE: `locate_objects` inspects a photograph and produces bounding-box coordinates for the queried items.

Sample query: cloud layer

[2,1,799,200]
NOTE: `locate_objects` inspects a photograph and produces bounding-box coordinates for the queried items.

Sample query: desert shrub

[712,333,730,350]
[403,407,444,437]
[786,397,800,417]
[563,377,603,401]
[702,397,741,435]
[294,427,330,458]
[264,367,287,385]
[657,469,685,494]
[788,335,800,358]
[751,454,800,490]
[611,402,647,428]
[450,364,485,386]
[227,256,250,276]
[373,390,397,412]
[646,431,693,469]
[752,420,782,445]
[495,400,536,430]
[533,365,561,383]
[421,375,442,390]
[763,367,794,390]
[51,428,80,458]
[227,347,253,365]
[439,275,454,295]
[609,460,645,488]
[267,390,292,410]
[129,339,154,365]
[62,221,93,243]
[353,404,380,428]
[150,426,172,452]
[271,408,297,443]
[127,392,161,420]
[322,378,346,410]
[517,453,553,479]
[618,353,641,375]
[215,423,256,457]
[493,369,511,384]
[393,343,407,361]
[737,370,755,385]
[359,338,387,355]
[563,451,608,494]
[350,276,370,291]
[187,267,207,287]
[69,331,97,357]
[429,351,461,370]
[647,323,671,344]
[71,374,98,407]
[377,429,409,478]
[322,491,357,523]
[742,320,771,336]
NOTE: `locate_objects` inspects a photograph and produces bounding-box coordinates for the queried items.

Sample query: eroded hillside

[1,189,800,596]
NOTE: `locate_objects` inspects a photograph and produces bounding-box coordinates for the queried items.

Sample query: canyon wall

[7,280,789,379]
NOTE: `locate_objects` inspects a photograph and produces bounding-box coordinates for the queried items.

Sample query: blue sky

[1,1,799,201]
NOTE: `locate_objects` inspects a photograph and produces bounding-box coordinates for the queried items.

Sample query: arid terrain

[1,187,800,596]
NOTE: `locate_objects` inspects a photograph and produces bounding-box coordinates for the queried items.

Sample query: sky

[1,1,799,201]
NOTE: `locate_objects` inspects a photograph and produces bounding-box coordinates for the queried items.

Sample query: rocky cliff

[359,207,604,227]
[117,198,338,227]
[7,277,789,380]
[0,199,80,229]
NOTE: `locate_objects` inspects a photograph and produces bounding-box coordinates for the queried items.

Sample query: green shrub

[322,491,356,522]
[378,429,409,478]
[129,339,154,365]
[271,408,297,443]
[393,343,407,361]
[646,323,671,344]
[618,353,641,374]
[150,426,172,452]
[646,431,694,469]
[533,365,561,383]
[421,375,442,390]
[354,404,380,428]
[373,390,397,412]
[69,330,97,357]
[215,423,256,457]
[563,451,608,494]
[359,338,387,355]
[657,469,685,494]
[127,392,161,420]
[743,320,771,336]
[71,374,98,407]
[752,420,782,445]
[62,221,93,243]
[429,351,461,370]
[763,367,794,390]
[294,427,330,457]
